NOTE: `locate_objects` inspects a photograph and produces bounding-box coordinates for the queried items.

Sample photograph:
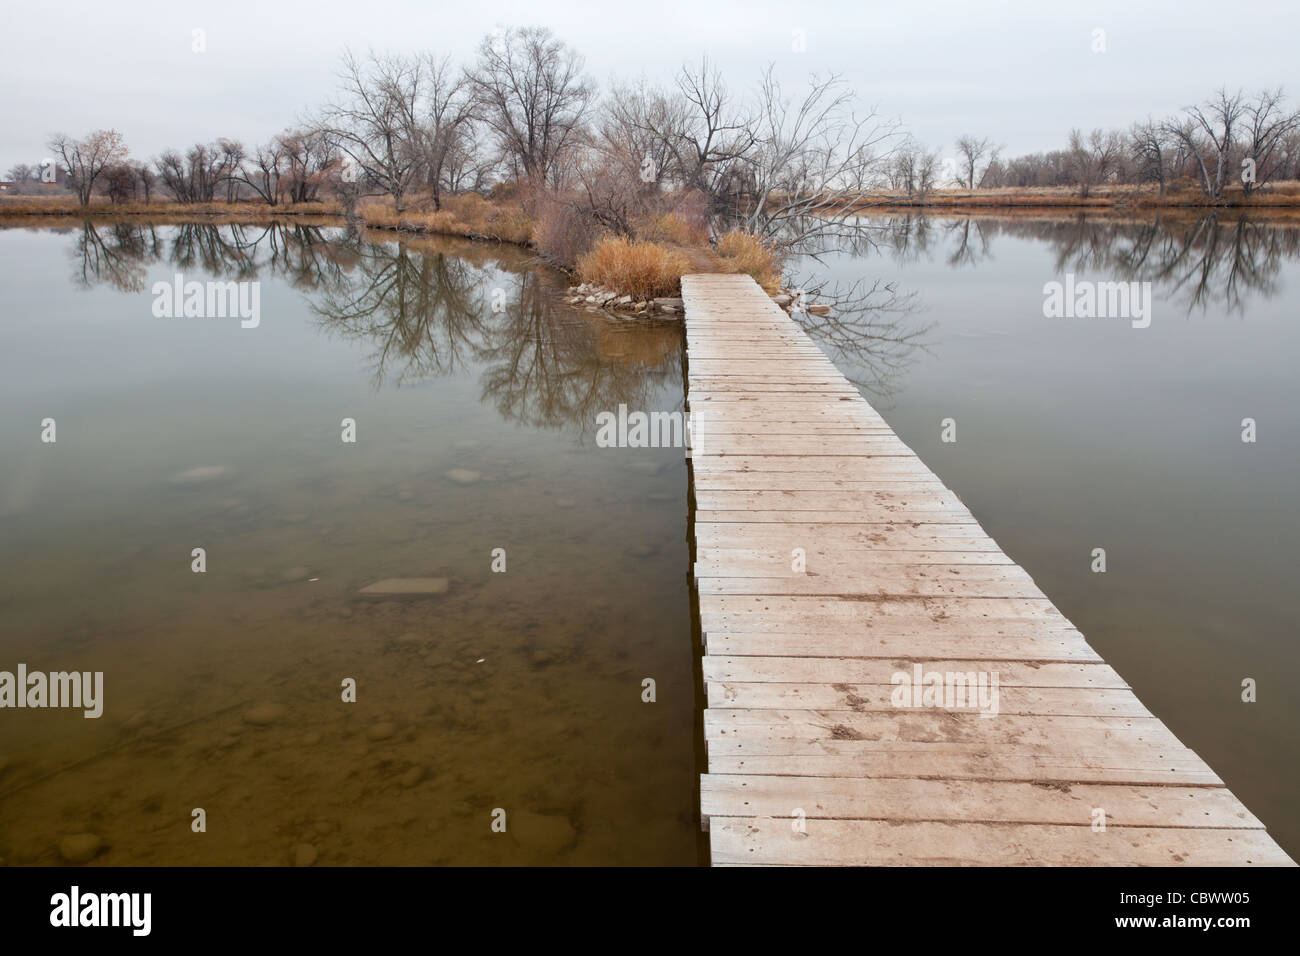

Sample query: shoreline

[5,194,1300,229]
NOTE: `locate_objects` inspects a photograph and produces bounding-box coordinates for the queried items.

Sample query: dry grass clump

[443,192,532,243]
[577,235,691,299]
[641,211,710,246]
[715,229,783,292]
[355,193,532,244]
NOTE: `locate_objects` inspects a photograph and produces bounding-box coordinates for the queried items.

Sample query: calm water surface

[2,212,1297,865]
[0,222,699,865]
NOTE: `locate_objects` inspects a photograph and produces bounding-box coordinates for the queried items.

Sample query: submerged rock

[400,766,426,788]
[357,578,449,599]
[444,468,481,485]
[293,843,318,867]
[59,833,102,864]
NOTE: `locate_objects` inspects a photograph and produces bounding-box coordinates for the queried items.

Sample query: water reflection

[868,212,1300,314]
[61,212,1299,415]
[3,220,702,866]
[61,221,684,438]
[311,236,489,383]
[788,276,930,404]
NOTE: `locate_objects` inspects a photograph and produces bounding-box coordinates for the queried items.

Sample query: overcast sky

[2,0,1296,173]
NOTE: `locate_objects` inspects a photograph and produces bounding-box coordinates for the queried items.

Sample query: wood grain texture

[681,273,1292,867]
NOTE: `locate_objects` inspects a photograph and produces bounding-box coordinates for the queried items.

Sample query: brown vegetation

[714,229,782,291]
[849,180,1300,211]
[576,236,691,299]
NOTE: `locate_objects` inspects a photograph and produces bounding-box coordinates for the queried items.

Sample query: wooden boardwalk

[682,273,1294,866]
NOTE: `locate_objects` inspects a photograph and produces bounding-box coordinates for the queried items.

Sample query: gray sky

[2,0,1296,173]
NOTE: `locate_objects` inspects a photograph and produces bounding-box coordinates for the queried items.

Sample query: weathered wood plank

[700,774,1263,828]
[707,683,1151,716]
[703,630,1103,662]
[706,753,1223,786]
[695,523,1002,551]
[680,274,1291,867]
[702,657,1128,687]
[698,594,1075,630]
[709,819,1294,866]
[695,548,1018,569]
[695,567,1047,599]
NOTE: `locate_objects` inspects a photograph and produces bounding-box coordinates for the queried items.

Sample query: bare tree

[102,163,137,204]
[236,137,288,205]
[670,57,755,198]
[1066,128,1123,198]
[736,67,902,253]
[890,139,921,196]
[468,27,594,192]
[889,141,941,199]
[319,50,429,212]
[441,123,497,193]
[599,78,693,193]
[153,141,241,203]
[419,53,477,209]
[1240,87,1300,196]
[278,128,338,204]
[914,148,940,198]
[955,135,998,189]
[47,129,129,205]
[1131,119,1170,196]
[567,79,691,237]
[136,163,155,203]
[1163,88,1246,199]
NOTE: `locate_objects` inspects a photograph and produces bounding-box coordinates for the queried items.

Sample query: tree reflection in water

[876,211,1300,315]
[61,220,687,438]
[58,213,1299,416]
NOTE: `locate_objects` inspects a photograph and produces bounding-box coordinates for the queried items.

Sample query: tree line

[889,88,1300,199]
[12,29,1300,254]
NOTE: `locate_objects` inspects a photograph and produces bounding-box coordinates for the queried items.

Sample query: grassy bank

[12,181,1290,301]
[849,180,1300,210]
[0,193,784,298]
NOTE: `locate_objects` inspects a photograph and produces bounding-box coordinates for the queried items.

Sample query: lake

[0,222,701,865]
[1,211,1297,864]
